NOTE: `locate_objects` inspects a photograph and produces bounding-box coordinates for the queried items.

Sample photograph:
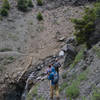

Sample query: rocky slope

[0,0,99,100]
[26,40,100,100]
[0,0,85,80]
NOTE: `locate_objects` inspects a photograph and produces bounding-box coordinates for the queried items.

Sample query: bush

[72,6,97,48]
[77,70,87,81]
[0,48,12,52]
[59,82,68,92]
[37,0,43,6]
[70,45,85,68]
[17,0,28,12]
[0,16,3,21]
[2,0,10,10]
[26,85,38,100]
[0,8,8,16]
[93,45,100,59]
[37,12,43,21]
[82,96,87,100]
[28,0,34,7]
[92,89,100,100]
[66,82,79,98]
[94,3,100,17]
[62,73,67,79]
[36,96,44,100]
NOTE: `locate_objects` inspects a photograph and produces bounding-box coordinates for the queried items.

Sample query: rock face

[26,42,100,100]
[63,44,77,67]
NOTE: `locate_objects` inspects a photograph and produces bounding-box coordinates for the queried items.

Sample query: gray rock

[66,36,76,44]
[63,44,77,67]
[62,44,77,55]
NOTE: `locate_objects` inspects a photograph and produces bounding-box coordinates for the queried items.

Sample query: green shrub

[37,12,43,21]
[26,85,38,100]
[93,46,100,59]
[70,45,85,68]
[3,56,15,65]
[59,82,68,92]
[36,96,44,100]
[8,56,15,61]
[0,16,3,20]
[77,71,87,81]
[62,73,67,79]
[66,82,79,98]
[92,89,100,100]
[2,0,10,10]
[0,65,5,72]
[0,48,12,52]
[94,3,100,17]
[0,8,8,16]
[17,0,28,12]
[28,0,34,7]
[37,0,43,6]
[82,96,87,100]
[71,6,97,48]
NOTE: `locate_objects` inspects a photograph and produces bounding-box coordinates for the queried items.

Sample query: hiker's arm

[58,62,61,68]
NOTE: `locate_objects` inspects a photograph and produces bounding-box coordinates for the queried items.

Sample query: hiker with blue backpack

[48,66,59,100]
[53,58,61,76]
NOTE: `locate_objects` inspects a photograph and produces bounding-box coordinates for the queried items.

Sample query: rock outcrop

[25,41,100,100]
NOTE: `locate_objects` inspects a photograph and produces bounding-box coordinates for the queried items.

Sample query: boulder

[65,36,77,46]
[62,44,77,55]
[63,44,77,67]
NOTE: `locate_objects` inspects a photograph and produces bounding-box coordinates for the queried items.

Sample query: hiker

[46,65,52,75]
[53,58,61,76]
[46,65,52,87]
[48,67,59,100]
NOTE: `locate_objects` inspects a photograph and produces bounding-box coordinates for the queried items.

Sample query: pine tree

[37,0,43,6]
[37,12,43,21]
[2,0,10,10]
[0,0,10,16]
[72,7,96,48]
[17,0,28,12]
[28,0,34,7]
[0,8,8,16]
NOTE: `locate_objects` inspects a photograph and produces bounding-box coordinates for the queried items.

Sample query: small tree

[72,7,96,48]
[0,0,10,16]
[2,0,10,10]
[0,8,8,16]
[28,0,34,7]
[37,0,43,6]
[17,0,28,12]
[37,12,43,21]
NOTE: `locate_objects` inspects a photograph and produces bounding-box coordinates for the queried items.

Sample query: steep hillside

[0,0,99,100]
[0,0,85,83]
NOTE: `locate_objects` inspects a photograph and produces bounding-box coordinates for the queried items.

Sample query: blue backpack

[53,72,59,84]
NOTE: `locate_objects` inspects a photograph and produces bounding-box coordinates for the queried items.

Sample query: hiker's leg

[55,84,59,98]
[48,80,51,88]
[50,85,53,99]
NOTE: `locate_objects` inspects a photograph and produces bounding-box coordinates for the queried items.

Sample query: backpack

[53,72,59,84]
[53,62,61,73]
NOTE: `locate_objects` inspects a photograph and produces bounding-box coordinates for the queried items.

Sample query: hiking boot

[56,97,60,100]
[50,97,53,100]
